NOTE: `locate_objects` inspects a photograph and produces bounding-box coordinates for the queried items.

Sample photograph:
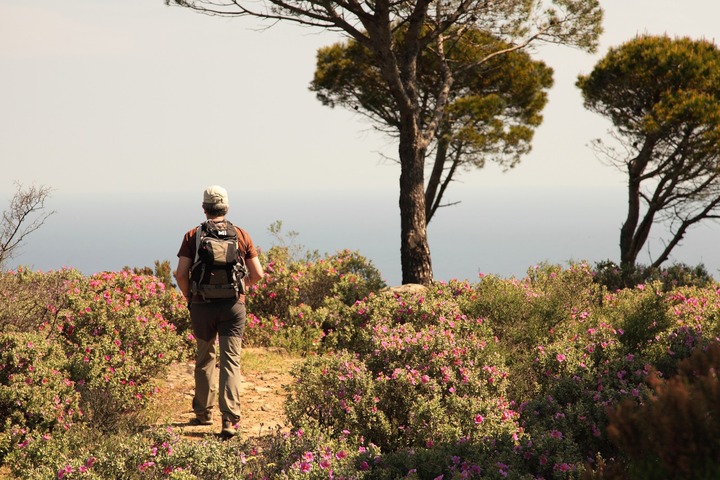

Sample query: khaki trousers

[189,300,246,423]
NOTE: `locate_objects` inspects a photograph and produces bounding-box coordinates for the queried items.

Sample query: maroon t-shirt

[177,220,258,303]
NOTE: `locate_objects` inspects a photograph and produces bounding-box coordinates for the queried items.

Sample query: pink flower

[474,414,484,424]
[556,354,566,362]
[57,465,73,478]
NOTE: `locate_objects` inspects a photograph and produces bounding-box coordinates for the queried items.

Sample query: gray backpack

[190,220,248,301]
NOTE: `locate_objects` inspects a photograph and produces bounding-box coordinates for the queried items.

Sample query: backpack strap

[190,223,206,296]
[222,220,248,283]
[193,222,205,265]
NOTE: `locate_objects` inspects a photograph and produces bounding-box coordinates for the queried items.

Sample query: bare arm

[245,256,265,287]
[175,256,193,301]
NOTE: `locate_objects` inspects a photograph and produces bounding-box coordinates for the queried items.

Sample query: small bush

[464,262,603,402]
[0,268,82,334]
[593,260,715,292]
[244,249,386,351]
[0,332,82,464]
[603,283,672,355]
[58,271,187,431]
[287,285,518,452]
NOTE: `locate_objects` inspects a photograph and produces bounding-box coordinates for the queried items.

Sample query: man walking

[175,185,264,438]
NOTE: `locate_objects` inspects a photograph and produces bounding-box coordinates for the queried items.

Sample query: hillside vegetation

[1,248,719,479]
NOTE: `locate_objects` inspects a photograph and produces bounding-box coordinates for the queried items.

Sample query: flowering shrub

[5,425,248,480]
[244,249,386,350]
[493,275,720,476]
[56,271,188,430]
[249,425,381,479]
[4,262,720,478]
[0,268,82,333]
[286,284,519,452]
[0,332,82,464]
[462,263,603,402]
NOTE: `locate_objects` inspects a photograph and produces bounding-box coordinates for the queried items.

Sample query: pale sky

[2,0,719,196]
[2,1,720,283]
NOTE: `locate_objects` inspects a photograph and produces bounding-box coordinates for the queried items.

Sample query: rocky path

[155,348,299,440]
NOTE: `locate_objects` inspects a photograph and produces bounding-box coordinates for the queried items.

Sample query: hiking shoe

[190,410,213,426]
[220,419,239,439]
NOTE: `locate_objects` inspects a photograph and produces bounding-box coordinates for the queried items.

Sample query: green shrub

[593,260,715,292]
[284,351,394,446]
[7,261,720,478]
[602,282,672,355]
[6,426,251,480]
[244,249,386,351]
[57,271,186,431]
[252,423,380,479]
[286,285,518,452]
[0,332,82,464]
[462,263,604,402]
[0,268,82,334]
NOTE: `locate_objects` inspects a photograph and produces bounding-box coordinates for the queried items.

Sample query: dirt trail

[155,348,299,440]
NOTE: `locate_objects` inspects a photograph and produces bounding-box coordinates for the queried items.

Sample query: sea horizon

[7,185,720,286]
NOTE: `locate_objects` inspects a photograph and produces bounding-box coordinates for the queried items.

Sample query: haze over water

[9,185,720,286]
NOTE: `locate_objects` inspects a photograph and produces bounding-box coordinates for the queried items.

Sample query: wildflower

[474,414,484,424]
[57,465,73,479]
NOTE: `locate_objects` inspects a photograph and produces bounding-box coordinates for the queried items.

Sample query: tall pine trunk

[398,120,433,285]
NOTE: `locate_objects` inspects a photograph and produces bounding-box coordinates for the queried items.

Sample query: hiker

[175,185,264,438]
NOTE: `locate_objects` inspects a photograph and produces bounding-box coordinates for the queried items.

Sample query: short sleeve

[177,227,199,259]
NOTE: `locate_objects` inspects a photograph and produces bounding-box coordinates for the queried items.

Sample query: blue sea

[8,185,720,286]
